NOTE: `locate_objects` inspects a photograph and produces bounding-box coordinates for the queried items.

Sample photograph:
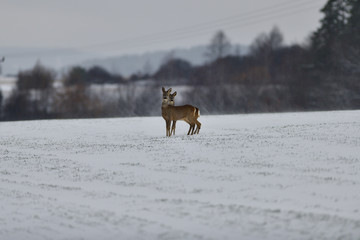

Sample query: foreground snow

[0,111,359,240]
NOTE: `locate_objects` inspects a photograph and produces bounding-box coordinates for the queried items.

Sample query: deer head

[162,87,172,105]
[168,91,177,106]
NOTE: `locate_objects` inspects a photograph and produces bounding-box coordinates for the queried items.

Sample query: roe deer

[161,87,172,136]
[166,91,201,136]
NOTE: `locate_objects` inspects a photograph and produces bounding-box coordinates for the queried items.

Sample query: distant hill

[0,45,248,77]
[81,45,248,77]
[0,47,101,77]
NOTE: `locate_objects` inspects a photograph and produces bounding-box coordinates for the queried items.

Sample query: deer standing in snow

[161,87,201,136]
[162,87,173,136]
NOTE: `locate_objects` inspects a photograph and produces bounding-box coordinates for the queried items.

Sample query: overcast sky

[0,0,327,56]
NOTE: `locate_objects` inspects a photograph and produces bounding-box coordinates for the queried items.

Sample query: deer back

[168,104,198,122]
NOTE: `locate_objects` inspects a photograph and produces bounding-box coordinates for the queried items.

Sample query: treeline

[0,0,359,121]
[0,64,162,121]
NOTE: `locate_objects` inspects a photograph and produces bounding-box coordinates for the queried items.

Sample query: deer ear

[168,88,172,93]
[173,91,177,96]
[162,87,165,92]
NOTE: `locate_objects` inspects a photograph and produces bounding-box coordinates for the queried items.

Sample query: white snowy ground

[0,111,359,240]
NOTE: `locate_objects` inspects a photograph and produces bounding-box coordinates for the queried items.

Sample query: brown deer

[161,87,172,136]
[166,90,201,136]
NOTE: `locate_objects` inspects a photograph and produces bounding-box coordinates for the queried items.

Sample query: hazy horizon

[0,0,327,75]
[1,0,326,55]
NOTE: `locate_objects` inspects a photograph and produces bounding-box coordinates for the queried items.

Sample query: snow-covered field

[1,111,359,240]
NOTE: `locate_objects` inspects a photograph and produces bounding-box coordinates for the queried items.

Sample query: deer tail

[195,108,200,118]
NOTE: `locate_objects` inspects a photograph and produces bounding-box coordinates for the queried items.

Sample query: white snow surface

[1,111,360,240]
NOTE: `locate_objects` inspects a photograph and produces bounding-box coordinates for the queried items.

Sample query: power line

[5,0,324,58]
[79,0,319,50]
[80,1,323,51]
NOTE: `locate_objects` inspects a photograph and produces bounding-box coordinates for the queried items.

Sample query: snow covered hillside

[1,111,359,240]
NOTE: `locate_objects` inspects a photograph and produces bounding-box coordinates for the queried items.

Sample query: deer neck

[161,101,169,119]
[161,101,169,109]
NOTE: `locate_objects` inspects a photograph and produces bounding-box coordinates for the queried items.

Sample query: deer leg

[168,120,172,137]
[188,123,194,135]
[183,119,191,135]
[187,123,192,135]
[195,120,201,134]
[171,121,177,136]
[166,120,171,137]
[191,123,196,135]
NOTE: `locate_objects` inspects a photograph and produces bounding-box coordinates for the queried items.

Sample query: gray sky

[0,0,327,56]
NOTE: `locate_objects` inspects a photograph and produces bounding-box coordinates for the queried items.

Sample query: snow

[1,110,360,240]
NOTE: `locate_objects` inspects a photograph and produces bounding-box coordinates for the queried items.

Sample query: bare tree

[205,30,231,62]
[15,63,55,118]
[204,31,232,112]
[17,62,55,90]
[250,26,283,59]
[54,85,103,118]
[250,26,284,84]
[234,44,242,57]
[158,51,175,85]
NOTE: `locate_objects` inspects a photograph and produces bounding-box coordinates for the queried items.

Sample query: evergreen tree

[342,0,360,73]
[329,0,360,72]
[311,0,350,67]
[345,0,360,41]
